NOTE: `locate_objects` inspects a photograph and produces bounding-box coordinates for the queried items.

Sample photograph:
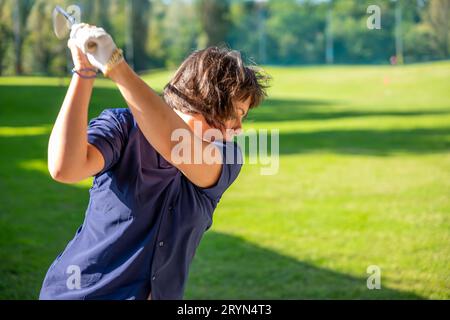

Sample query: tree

[162,0,200,67]
[0,0,448,75]
[108,0,127,51]
[25,0,66,75]
[146,0,169,68]
[93,0,113,32]
[0,0,12,75]
[129,0,151,71]
[228,1,264,64]
[266,0,326,64]
[197,0,231,47]
[13,0,34,74]
[330,0,398,64]
[424,0,450,58]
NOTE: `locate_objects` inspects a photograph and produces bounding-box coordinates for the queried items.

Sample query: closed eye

[238,107,249,121]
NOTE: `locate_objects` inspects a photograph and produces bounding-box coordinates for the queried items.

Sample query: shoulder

[102,108,135,125]
[91,108,136,133]
[213,140,243,168]
[192,140,243,203]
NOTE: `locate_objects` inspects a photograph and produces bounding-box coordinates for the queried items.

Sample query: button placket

[156,204,172,250]
[151,202,173,283]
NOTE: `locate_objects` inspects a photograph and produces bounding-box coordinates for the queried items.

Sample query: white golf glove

[69,23,118,74]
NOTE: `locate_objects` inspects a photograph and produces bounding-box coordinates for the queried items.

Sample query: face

[222,97,251,141]
[177,97,251,142]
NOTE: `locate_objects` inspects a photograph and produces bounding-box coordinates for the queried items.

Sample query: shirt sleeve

[87,108,132,176]
[195,140,243,202]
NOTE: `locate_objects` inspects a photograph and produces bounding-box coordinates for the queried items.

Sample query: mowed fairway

[0,62,449,299]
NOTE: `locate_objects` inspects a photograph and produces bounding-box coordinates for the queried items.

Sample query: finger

[77,28,105,53]
[86,40,98,53]
[67,38,81,52]
[70,23,90,39]
[73,29,91,54]
[70,23,83,39]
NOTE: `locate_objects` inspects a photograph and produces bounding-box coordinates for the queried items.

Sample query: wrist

[72,71,96,82]
[104,48,125,78]
[107,60,129,82]
[72,67,98,80]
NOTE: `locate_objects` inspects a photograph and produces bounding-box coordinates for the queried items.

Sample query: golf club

[52,5,97,53]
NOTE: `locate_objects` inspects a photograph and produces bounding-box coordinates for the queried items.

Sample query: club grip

[86,41,97,53]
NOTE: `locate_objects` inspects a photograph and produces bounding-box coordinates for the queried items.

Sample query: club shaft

[55,6,76,26]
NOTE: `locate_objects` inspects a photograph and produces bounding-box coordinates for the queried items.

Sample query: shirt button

[159,241,164,247]
[152,275,156,281]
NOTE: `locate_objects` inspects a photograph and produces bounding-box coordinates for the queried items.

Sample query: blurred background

[0,0,449,74]
[0,0,449,299]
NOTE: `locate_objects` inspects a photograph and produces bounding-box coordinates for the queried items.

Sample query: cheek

[219,119,244,141]
[226,118,242,128]
[224,119,234,127]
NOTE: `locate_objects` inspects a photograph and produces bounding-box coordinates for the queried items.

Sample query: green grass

[0,61,449,299]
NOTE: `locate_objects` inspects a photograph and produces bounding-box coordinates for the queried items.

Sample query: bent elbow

[48,168,68,183]
[48,166,80,184]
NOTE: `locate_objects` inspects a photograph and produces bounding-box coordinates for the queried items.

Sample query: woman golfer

[39,24,268,300]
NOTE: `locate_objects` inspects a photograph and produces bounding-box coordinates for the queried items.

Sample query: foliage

[0,0,448,75]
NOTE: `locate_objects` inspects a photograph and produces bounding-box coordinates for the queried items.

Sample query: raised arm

[108,61,222,188]
[70,24,222,188]
[48,42,105,184]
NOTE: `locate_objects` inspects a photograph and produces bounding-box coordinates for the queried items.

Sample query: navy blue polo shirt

[39,108,243,300]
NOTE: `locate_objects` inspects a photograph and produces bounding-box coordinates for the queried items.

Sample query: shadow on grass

[248,98,450,123]
[0,83,442,298]
[2,85,449,127]
[0,132,424,299]
[187,231,422,299]
[0,132,94,299]
[1,84,449,157]
[0,85,124,127]
[276,127,450,156]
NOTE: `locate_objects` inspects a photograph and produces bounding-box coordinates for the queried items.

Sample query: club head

[52,5,78,40]
[52,5,98,54]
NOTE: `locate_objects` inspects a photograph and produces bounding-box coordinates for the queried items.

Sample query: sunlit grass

[18,159,93,189]
[0,126,52,137]
[0,61,449,299]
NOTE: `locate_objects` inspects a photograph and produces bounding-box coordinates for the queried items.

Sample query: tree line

[0,0,449,76]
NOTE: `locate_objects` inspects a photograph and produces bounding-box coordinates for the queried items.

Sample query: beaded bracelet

[72,68,98,79]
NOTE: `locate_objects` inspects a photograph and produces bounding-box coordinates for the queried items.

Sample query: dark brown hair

[163,46,270,130]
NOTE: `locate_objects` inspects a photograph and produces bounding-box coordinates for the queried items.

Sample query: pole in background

[394,0,404,64]
[325,3,334,64]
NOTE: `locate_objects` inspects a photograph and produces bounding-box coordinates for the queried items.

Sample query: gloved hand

[69,23,119,74]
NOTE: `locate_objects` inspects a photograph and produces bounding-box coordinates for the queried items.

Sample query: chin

[224,133,237,142]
